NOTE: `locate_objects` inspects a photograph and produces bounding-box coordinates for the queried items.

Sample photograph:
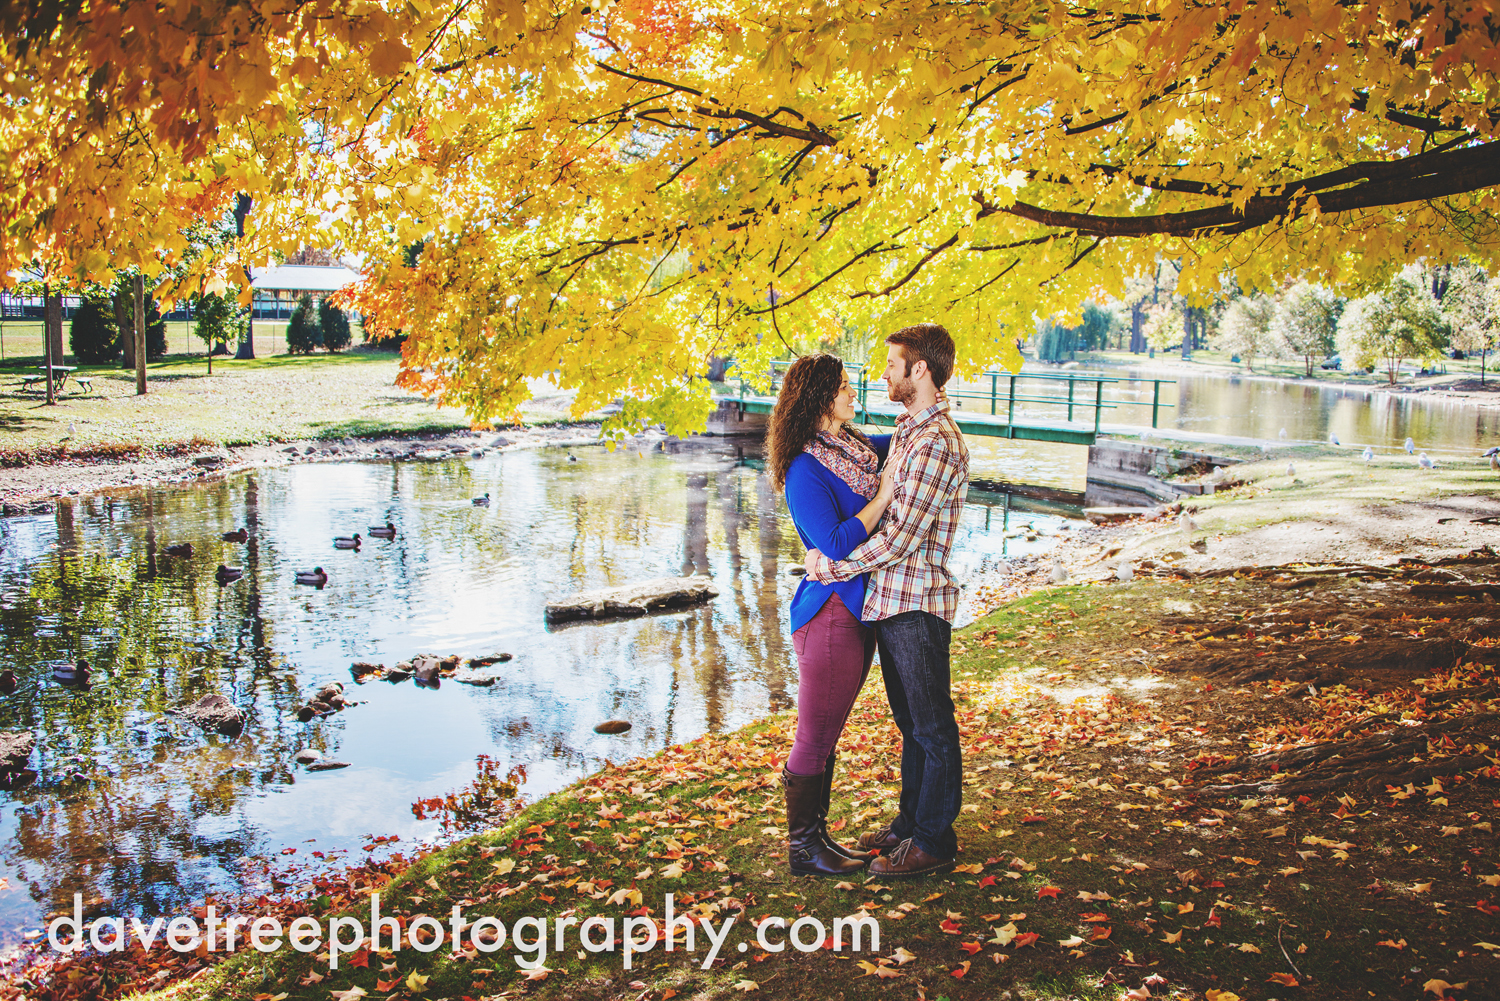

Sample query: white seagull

[1116,562,1135,582]
[1050,562,1069,584]
[1329,432,1341,446]
[1361,446,1374,463]
[1286,462,1297,477]
[1404,437,1416,454]
[1417,451,1435,470]
[1278,428,1288,440]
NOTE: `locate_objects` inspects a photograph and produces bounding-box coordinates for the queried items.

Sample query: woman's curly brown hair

[766,353,872,491]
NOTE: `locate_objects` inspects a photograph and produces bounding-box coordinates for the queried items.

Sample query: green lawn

[0,349,593,463]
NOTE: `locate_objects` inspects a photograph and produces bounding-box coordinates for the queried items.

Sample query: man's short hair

[886,323,955,389]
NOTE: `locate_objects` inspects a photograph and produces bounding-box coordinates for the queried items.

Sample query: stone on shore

[175,694,245,737]
[545,575,719,624]
[1084,506,1161,525]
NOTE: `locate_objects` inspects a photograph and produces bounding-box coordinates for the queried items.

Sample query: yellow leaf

[404,971,429,993]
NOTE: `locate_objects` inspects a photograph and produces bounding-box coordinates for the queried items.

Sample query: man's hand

[804,548,822,576]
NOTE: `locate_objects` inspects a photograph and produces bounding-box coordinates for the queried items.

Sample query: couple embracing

[767,323,969,880]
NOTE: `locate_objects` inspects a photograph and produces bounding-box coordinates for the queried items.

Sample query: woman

[767,354,898,877]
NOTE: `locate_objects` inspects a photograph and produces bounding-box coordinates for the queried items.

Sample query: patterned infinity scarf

[803,428,880,500]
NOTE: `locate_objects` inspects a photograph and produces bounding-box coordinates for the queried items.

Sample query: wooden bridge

[717,363,1174,446]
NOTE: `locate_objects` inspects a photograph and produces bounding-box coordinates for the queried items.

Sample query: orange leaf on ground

[959,941,982,954]
[1268,973,1299,987]
[951,961,971,978]
[1037,886,1061,899]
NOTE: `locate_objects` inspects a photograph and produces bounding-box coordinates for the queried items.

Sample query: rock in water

[305,759,351,771]
[594,720,633,734]
[294,748,322,764]
[545,575,719,624]
[176,694,245,737]
[0,731,35,770]
[450,667,497,686]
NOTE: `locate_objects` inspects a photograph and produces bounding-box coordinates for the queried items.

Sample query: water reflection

[0,438,1072,948]
[1111,370,1500,453]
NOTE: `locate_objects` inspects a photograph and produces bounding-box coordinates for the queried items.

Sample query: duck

[333,534,362,549]
[368,522,397,539]
[0,670,16,695]
[295,567,328,586]
[164,543,194,558]
[53,659,89,685]
[472,493,491,506]
[215,564,244,584]
[222,528,249,543]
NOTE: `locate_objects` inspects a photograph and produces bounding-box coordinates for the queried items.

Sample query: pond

[0,438,1074,949]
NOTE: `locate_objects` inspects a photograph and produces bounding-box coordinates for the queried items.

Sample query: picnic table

[21,366,92,394]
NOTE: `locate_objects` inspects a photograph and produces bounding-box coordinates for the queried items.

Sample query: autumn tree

[1337,269,1450,384]
[1439,265,1499,382]
[193,292,247,373]
[1271,282,1345,377]
[3,1,1499,434]
[1217,294,1278,371]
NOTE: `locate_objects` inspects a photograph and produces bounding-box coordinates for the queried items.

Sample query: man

[804,322,969,878]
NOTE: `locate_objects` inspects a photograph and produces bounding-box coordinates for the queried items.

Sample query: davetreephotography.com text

[47,892,882,970]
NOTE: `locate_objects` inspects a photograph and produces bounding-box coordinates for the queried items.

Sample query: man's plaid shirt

[807,399,969,622]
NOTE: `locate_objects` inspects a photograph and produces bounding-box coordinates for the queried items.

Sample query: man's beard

[887,373,916,404]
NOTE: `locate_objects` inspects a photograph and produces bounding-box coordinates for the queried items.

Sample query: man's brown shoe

[868,838,955,878]
[855,824,903,853]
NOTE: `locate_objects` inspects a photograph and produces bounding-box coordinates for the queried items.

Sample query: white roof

[250,264,360,292]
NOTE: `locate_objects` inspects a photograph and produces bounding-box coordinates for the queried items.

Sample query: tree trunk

[46,289,64,364]
[1179,309,1192,360]
[234,193,256,360]
[133,274,147,396]
[43,284,59,405]
[115,284,134,369]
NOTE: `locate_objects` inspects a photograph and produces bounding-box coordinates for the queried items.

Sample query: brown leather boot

[856,822,904,853]
[868,837,955,878]
[783,770,868,878]
[819,755,875,862]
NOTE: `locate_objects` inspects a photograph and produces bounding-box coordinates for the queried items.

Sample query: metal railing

[752,360,1175,431]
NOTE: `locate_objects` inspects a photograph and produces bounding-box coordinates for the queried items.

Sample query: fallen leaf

[893,947,918,965]
[951,960,971,978]
[733,981,759,992]
[1412,882,1433,894]
[1237,943,1261,954]
[1176,901,1194,915]
[1013,932,1040,948]
[1058,935,1085,948]
[1160,930,1183,944]
[1377,938,1407,950]
[330,989,368,1001]
[1267,973,1299,987]
[856,960,903,979]
[959,941,982,955]
[1037,886,1061,899]
[1424,979,1468,998]
[953,863,984,874]
[1205,991,1243,1001]
[1122,988,1152,1000]
[523,967,553,982]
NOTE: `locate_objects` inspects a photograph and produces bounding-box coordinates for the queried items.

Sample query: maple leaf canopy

[2,0,1498,434]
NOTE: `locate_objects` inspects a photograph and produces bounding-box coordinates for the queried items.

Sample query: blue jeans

[875,610,961,859]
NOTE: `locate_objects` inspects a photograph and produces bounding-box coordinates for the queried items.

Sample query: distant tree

[1336,271,1448,384]
[1271,282,1343,376]
[194,292,247,373]
[1440,265,1499,383]
[1075,301,1119,352]
[284,247,340,266]
[145,299,168,360]
[1034,317,1077,363]
[286,293,322,354]
[1143,302,1186,354]
[1217,293,1278,371]
[318,297,352,352]
[68,296,121,364]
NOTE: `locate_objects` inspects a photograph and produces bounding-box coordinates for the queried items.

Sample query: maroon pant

[788,595,876,775]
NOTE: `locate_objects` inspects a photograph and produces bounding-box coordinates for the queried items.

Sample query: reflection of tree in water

[0,484,330,935]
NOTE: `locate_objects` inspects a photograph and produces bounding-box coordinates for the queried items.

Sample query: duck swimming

[215,564,244,583]
[368,522,397,539]
[53,659,90,686]
[222,528,249,543]
[295,567,328,586]
[164,543,194,557]
[333,534,362,549]
[472,493,490,506]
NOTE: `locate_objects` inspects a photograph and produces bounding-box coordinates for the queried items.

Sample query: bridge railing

[753,361,1175,431]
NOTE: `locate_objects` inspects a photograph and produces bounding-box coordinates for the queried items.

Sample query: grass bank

[0,352,594,466]
[38,556,1496,1001]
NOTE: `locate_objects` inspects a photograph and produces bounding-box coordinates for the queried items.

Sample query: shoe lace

[887,838,914,865]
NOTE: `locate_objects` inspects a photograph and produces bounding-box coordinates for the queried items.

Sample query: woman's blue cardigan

[783,435,891,633]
